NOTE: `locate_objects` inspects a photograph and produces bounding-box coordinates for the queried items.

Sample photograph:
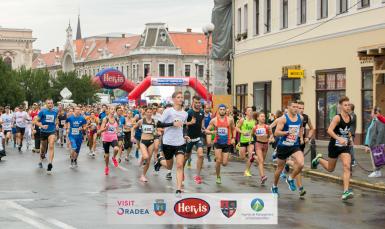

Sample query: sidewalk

[229,142,385,192]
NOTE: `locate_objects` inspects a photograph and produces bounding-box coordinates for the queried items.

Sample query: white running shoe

[368,170,382,178]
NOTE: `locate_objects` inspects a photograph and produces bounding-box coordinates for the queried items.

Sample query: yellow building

[233,0,385,143]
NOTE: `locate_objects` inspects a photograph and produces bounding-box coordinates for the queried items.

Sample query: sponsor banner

[151,78,189,86]
[107,193,277,225]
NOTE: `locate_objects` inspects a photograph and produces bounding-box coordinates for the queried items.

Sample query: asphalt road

[0,142,384,229]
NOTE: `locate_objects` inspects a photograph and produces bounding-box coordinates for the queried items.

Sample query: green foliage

[0,59,25,107]
[51,71,100,104]
[0,59,99,107]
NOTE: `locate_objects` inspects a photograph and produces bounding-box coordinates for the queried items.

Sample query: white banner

[107,193,277,225]
[151,77,189,86]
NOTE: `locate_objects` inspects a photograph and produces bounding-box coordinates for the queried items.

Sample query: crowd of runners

[0,92,359,200]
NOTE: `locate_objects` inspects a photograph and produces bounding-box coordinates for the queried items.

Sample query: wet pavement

[0,143,384,229]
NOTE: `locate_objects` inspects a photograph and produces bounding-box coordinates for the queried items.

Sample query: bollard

[310,138,317,169]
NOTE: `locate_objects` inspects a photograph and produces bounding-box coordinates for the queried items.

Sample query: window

[132,64,137,82]
[236,84,248,111]
[185,64,191,77]
[254,0,260,35]
[265,0,271,33]
[126,65,130,79]
[320,0,328,19]
[244,4,248,33]
[198,65,204,78]
[281,78,301,109]
[338,0,348,14]
[253,82,271,114]
[281,0,289,29]
[159,64,166,77]
[299,0,307,24]
[360,0,370,8]
[168,64,175,76]
[316,69,346,139]
[362,67,373,142]
[144,63,150,78]
[237,8,242,35]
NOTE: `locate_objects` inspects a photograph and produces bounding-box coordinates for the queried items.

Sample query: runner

[115,106,126,163]
[236,107,256,177]
[156,91,188,195]
[152,104,163,162]
[272,101,304,196]
[185,95,205,184]
[29,103,40,153]
[57,109,67,147]
[132,107,156,182]
[99,107,120,175]
[203,104,213,162]
[205,104,235,184]
[34,99,58,174]
[312,96,354,201]
[86,110,99,157]
[123,110,134,161]
[14,106,29,152]
[0,125,5,160]
[283,101,315,197]
[1,106,13,146]
[66,106,87,168]
[250,112,274,185]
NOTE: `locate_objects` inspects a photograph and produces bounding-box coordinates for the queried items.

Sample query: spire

[76,15,82,40]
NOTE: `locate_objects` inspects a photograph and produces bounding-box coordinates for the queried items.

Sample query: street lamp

[193,59,200,94]
[202,23,215,105]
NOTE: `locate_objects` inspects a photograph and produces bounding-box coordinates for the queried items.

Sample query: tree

[15,67,52,105]
[0,59,25,107]
[51,71,100,104]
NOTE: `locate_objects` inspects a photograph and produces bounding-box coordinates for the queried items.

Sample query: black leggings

[103,141,118,154]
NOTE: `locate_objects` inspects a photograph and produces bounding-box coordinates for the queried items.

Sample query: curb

[229,155,385,193]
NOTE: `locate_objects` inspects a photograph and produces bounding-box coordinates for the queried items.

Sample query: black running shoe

[175,190,182,197]
[154,157,163,172]
[166,172,172,180]
[47,163,53,174]
[38,162,43,169]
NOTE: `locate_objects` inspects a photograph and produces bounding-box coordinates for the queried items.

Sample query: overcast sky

[0,0,214,52]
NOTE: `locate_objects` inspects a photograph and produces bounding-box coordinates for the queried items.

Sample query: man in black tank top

[312,96,354,201]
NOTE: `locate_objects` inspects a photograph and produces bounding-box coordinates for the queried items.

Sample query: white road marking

[117,165,129,171]
[12,213,53,229]
[5,201,77,229]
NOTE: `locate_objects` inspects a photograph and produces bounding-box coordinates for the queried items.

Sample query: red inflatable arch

[92,68,136,93]
[128,76,212,102]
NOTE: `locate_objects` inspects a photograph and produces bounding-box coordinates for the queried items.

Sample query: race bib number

[108,126,116,133]
[71,128,80,135]
[335,136,348,147]
[283,125,300,146]
[45,115,55,123]
[217,127,228,136]
[142,124,154,134]
[255,128,267,137]
[61,120,66,125]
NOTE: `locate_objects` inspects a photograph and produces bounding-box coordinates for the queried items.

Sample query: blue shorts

[12,127,16,134]
[186,137,204,154]
[69,137,83,154]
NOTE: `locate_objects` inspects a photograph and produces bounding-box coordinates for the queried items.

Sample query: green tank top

[240,118,256,143]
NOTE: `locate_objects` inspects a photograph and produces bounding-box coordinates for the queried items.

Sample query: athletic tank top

[124,119,133,132]
[214,116,231,145]
[240,118,256,143]
[102,119,118,142]
[204,113,211,128]
[142,119,155,135]
[278,114,302,147]
[332,114,351,147]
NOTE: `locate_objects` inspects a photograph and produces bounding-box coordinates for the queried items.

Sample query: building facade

[233,0,385,143]
[0,27,36,69]
[32,21,210,104]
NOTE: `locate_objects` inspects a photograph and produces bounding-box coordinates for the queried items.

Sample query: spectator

[365,107,385,178]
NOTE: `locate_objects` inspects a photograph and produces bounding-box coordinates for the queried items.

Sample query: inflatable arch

[92,68,136,93]
[128,76,212,102]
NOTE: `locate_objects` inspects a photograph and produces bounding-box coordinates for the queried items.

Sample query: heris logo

[154,199,166,216]
[174,198,210,219]
[220,200,237,218]
[250,198,264,212]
